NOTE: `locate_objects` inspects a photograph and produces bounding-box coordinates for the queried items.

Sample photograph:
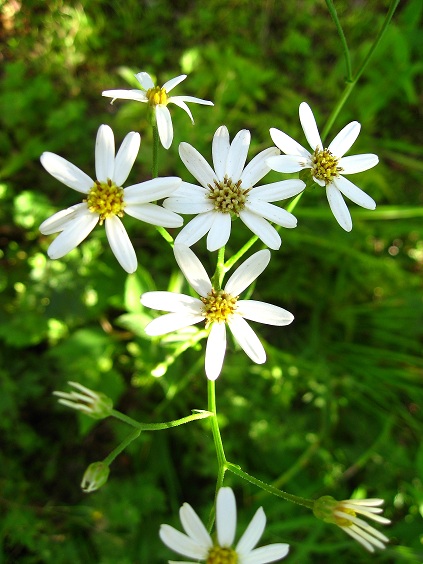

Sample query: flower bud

[53,381,113,420]
[81,462,110,493]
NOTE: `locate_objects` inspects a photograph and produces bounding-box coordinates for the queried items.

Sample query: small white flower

[102,72,214,149]
[53,381,113,419]
[267,102,378,232]
[39,124,183,273]
[163,126,305,251]
[160,487,290,563]
[141,245,294,380]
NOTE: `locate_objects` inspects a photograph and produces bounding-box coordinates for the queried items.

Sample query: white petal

[102,89,148,102]
[174,211,215,248]
[125,203,183,227]
[95,124,115,182]
[239,210,281,250]
[225,249,270,295]
[212,126,230,182]
[206,213,232,252]
[159,524,209,560]
[226,129,251,180]
[162,197,213,215]
[237,300,294,326]
[168,181,208,199]
[40,203,88,234]
[205,323,227,380]
[241,544,290,563]
[341,525,375,552]
[269,128,310,158]
[173,244,212,297]
[240,147,280,188]
[339,154,379,174]
[328,121,361,157]
[299,102,323,151]
[104,215,137,273]
[141,292,202,314]
[162,74,187,92]
[179,143,216,188]
[135,72,155,90]
[216,488,237,548]
[179,503,213,548]
[156,105,173,150]
[236,507,266,554]
[145,312,205,336]
[124,177,182,203]
[40,152,93,194]
[47,211,98,259]
[227,315,266,364]
[248,180,305,202]
[113,131,141,186]
[168,97,194,123]
[266,155,309,173]
[245,201,297,228]
[333,176,376,210]
[326,184,352,232]
[170,95,214,106]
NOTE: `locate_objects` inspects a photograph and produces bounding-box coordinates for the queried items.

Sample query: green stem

[224,236,259,272]
[152,124,159,178]
[155,225,174,246]
[325,0,353,81]
[110,409,213,430]
[103,428,141,466]
[211,246,226,289]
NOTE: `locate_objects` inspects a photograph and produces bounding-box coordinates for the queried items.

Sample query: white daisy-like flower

[39,124,183,273]
[267,102,378,232]
[102,72,214,150]
[163,126,305,251]
[160,487,290,563]
[141,245,294,380]
[313,496,390,553]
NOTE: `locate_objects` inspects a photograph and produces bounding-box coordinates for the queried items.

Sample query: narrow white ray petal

[125,202,183,227]
[95,124,115,182]
[205,323,227,380]
[135,72,155,90]
[40,203,88,234]
[339,154,379,174]
[326,184,352,232]
[162,74,187,92]
[226,129,251,180]
[328,121,361,157]
[156,105,173,150]
[168,97,194,123]
[240,147,280,188]
[216,488,237,548]
[159,524,209,560]
[101,89,148,102]
[47,211,98,259]
[206,213,232,252]
[237,300,294,326]
[225,249,270,295]
[245,200,297,228]
[124,177,182,203]
[299,102,323,151]
[162,197,212,214]
[174,211,215,248]
[349,524,387,550]
[179,142,216,188]
[179,503,213,547]
[266,155,309,173]
[40,152,93,193]
[228,315,266,364]
[341,525,375,552]
[352,511,391,525]
[236,507,266,554]
[145,312,205,336]
[313,176,326,187]
[333,176,376,210]
[269,128,310,158]
[239,210,281,250]
[249,179,305,202]
[212,126,230,182]
[173,244,212,297]
[168,181,208,198]
[241,544,290,563]
[343,499,384,507]
[170,95,214,106]
[141,292,203,314]
[104,215,137,273]
[113,131,141,186]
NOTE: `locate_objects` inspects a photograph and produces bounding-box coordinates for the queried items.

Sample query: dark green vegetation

[1,0,422,562]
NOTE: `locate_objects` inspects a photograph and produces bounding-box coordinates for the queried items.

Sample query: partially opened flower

[53,381,113,420]
[160,486,290,563]
[163,126,305,251]
[102,72,214,149]
[141,245,294,380]
[40,124,183,273]
[267,102,378,231]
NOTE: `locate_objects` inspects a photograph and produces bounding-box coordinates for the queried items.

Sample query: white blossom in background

[39,124,183,273]
[163,125,305,251]
[141,245,294,380]
[267,102,378,231]
[160,486,290,563]
[102,72,214,149]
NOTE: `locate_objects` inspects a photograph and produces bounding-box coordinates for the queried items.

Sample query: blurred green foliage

[0,0,422,562]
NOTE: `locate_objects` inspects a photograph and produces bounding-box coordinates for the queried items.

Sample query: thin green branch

[325,0,353,81]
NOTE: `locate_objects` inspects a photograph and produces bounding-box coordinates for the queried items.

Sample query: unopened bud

[81,462,110,493]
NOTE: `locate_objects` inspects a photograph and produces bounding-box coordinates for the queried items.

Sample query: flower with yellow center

[160,487,290,563]
[141,245,294,380]
[267,102,379,232]
[163,126,305,252]
[102,71,214,149]
[39,125,183,273]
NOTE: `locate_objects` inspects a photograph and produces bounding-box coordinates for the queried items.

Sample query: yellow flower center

[146,85,168,106]
[310,147,343,185]
[207,546,238,564]
[86,179,125,224]
[207,175,250,215]
[201,289,238,327]
[334,505,356,528]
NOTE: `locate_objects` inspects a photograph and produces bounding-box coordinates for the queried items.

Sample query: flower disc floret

[207,175,250,215]
[202,289,238,326]
[86,179,125,223]
[207,546,238,563]
[311,147,343,185]
[146,85,168,106]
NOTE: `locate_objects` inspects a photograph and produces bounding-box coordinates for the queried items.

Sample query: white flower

[141,245,294,380]
[102,72,214,149]
[267,102,378,232]
[160,487,290,563]
[39,124,183,273]
[53,381,113,419]
[163,126,305,251]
